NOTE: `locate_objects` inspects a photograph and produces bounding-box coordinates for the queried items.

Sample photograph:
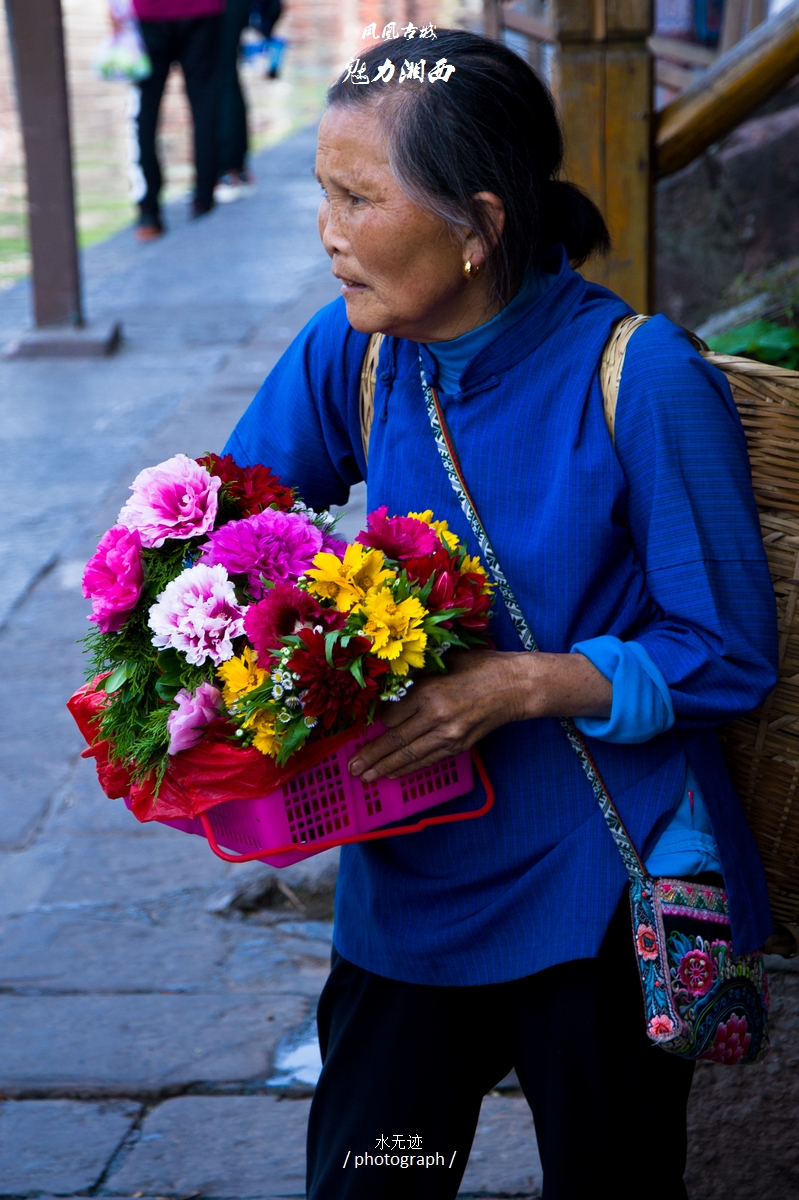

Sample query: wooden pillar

[4,0,83,328]
[483,0,502,41]
[550,0,653,312]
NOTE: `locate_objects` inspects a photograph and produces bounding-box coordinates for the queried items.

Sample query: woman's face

[316,103,500,342]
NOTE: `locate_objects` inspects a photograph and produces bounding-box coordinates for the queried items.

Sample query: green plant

[707,320,799,370]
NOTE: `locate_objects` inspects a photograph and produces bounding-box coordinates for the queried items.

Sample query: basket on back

[706,351,799,931]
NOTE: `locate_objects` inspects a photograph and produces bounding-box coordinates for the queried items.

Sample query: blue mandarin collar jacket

[226,247,778,985]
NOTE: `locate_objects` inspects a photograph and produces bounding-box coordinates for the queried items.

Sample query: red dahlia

[288,629,389,731]
[197,453,294,516]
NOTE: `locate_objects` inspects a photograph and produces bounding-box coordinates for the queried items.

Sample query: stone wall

[656,79,799,327]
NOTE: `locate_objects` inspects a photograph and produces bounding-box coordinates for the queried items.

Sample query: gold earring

[463,260,472,278]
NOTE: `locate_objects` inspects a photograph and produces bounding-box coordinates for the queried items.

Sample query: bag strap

[359,332,385,464]
[417,354,648,882]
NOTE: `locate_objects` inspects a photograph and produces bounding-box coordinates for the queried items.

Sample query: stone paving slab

[0,1099,140,1194]
[459,1095,542,1197]
[0,993,306,1094]
[0,910,332,998]
[107,1093,542,1199]
[108,1095,310,1198]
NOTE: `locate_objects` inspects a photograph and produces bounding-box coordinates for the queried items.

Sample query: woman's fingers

[349,679,490,781]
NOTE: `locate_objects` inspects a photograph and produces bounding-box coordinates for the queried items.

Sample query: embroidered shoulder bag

[359,329,770,1063]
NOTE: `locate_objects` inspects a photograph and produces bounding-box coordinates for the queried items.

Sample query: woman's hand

[348,649,612,782]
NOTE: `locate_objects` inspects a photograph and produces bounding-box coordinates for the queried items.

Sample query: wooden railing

[483,0,799,309]
[656,1,799,176]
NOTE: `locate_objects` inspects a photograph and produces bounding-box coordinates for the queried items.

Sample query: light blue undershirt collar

[424,270,554,395]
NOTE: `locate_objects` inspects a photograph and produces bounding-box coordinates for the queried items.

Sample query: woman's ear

[462,192,506,271]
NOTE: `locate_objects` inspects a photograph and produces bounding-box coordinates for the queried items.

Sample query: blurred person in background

[118,0,225,240]
[215,0,285,204]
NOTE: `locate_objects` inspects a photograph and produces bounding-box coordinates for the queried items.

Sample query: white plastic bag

[94,8,151,83]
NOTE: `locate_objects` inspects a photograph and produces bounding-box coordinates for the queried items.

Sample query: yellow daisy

[360,588,428,676]
[244,710,282,758]
[217,645,267,707]
[305,544,395,612]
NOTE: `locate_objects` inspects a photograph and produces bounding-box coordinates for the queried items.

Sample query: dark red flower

[288,629,388,731]
[244,583,324,657]
[197,453,294,516]
[356,506,439,561]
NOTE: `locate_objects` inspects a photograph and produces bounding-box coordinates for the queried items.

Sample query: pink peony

[117,454,221,548]
[148,563,247,666]
[167,682,223,755]
[356,506,439,560]
[201,508,323,599]
[700,1013,751,1065]
[82,526,144,633]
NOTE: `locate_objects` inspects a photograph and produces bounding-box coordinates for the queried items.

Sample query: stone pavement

[0,120,797,1200]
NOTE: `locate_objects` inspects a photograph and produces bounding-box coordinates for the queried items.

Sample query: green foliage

[708,320,799,370]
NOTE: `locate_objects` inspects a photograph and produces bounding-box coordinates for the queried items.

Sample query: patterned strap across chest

[417,357,647,882]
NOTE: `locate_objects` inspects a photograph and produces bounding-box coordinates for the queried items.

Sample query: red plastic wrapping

[67,676,363,823]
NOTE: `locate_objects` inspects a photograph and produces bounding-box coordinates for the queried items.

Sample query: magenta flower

[148,563,247,666]
[82,526,144,633]
[167,682,223,755]
[677,949,717,997]
[201,508,323,599]
[321,534,349,558]
[356,506,439,560]
[244,582,323,657]
[117,454,221,548]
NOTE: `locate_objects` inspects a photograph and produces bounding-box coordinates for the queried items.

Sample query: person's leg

[513,894,695,1200]
[177,16,222,214]
[307,950,514,1200]
[133,21,172,226]
[216,0,251,179]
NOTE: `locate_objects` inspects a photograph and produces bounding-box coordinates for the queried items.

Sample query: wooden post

[550,0,653,312]
[4,0,83,328]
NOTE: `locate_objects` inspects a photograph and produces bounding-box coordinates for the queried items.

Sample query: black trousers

[217,0,251,177]
[307,898,695,1199]
[136,16,222,220]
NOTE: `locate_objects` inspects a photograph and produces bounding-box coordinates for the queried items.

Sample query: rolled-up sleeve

[613,315,778,727]
[224,297,367,511]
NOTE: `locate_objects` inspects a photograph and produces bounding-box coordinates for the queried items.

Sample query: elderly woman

[225,30,776,1200]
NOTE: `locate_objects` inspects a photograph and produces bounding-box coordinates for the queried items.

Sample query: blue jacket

[225,248,778,985]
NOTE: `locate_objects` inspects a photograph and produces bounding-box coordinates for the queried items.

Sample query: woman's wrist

[505,651,612,722]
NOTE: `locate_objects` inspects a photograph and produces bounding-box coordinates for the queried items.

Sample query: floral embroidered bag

[416,352,770,1065]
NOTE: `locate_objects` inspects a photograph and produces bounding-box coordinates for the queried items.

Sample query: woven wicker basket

[705,351,799,929]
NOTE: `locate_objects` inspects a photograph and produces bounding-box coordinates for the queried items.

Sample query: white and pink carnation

[167,682,223,755]
[117,453,220,549]
[148,563,246,666]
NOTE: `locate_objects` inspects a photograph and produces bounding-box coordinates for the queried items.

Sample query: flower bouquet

[68,453,495,863]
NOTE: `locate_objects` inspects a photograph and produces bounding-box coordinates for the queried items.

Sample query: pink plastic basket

[130,721,492,867]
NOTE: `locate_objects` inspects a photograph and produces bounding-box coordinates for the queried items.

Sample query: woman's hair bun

[544,180,611,267]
